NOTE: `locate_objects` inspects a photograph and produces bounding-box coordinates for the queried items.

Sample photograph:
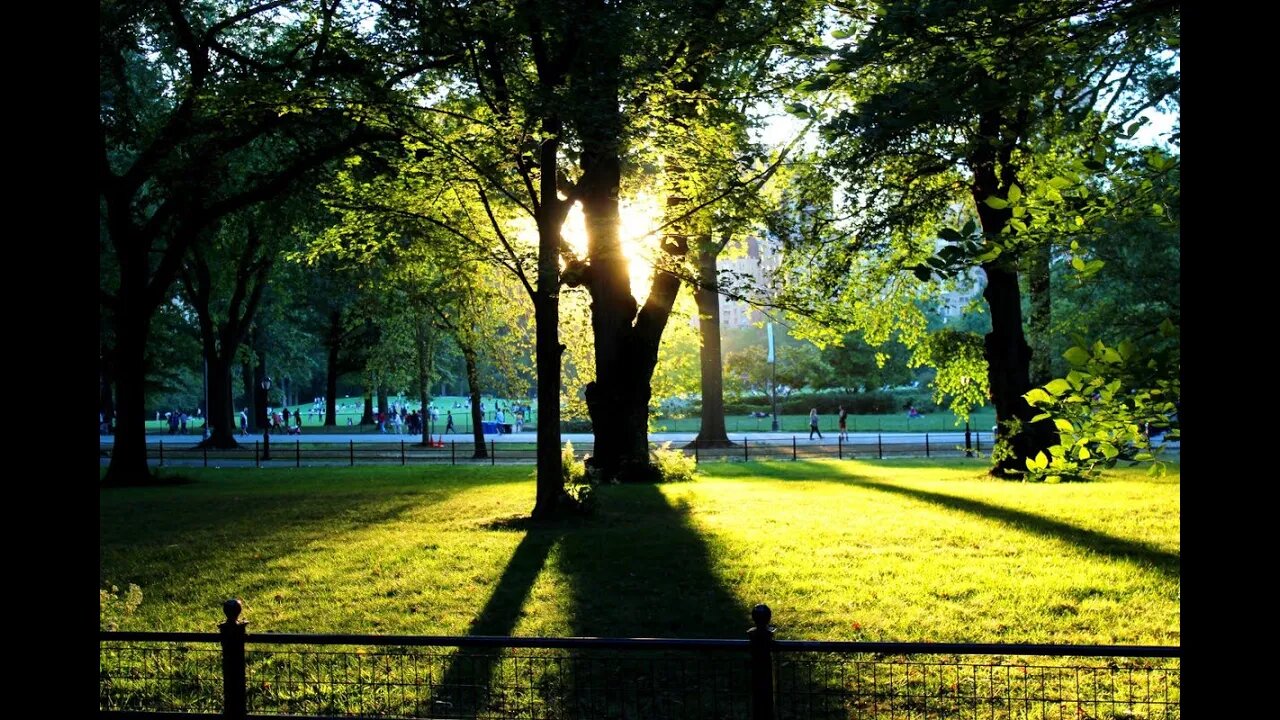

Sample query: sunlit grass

[101,461,1178,646]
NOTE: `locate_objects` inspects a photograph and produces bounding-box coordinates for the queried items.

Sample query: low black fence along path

[100,434,989,469]
[100,601,1180,719]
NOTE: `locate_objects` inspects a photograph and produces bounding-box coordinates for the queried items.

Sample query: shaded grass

[101,461,1178,646]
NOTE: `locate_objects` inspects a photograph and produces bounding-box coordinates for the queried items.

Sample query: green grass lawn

[100,460,1178,646]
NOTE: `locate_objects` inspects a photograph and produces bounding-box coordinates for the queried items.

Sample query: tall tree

[101,0,406,484]
[783,0,1178,475]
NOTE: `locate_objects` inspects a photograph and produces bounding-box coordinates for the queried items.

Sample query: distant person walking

[837,405,848,440]
[446,411,455,434]
[239,409,248,435]
[809,408,823,440]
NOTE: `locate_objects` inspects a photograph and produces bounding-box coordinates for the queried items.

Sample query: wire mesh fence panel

[774,651,1180,720]
[99,640,223,713]
[241,644,750,719]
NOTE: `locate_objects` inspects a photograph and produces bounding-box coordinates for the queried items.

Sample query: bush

[101,583,143,630]
[651,442,698,483]
[561,441,598,514]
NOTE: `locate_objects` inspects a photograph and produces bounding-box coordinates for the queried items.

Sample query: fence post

[925,432,930,458]
[296,439,301,468]
[744,437,749,461]
[491,439,496,466]
[451,440,456,465]
[349,439,354,466]
[792,436,797,461]
[219,599,248,720]
[748,604,775,720]
[401,439,406,466]
[254,441,258,468]
[159,440,164,467]
[965,421,973,458]
[877,433,883,460]
[838,435,843,460]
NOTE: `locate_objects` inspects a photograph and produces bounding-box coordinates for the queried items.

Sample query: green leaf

[1071,257,1086,271]
[1007,184,1022,203]
[983,195,1008,209]
[1053,418,1074,433]
[1030,413,1051,423]
[938,227,964,242]
[1048,176,1073,189]
[831,27,854,39]
[1151,203,1164,215]
[797,76,834,92]
[1034,451,1049,469]
[1063,347,1089,366]
[1098,442,1119,459]
[1045,379,1072,396]
[783,103,811,118]
[1077,446,1091,460]
[1024,388,1052,405]
[1100,347,1122,363]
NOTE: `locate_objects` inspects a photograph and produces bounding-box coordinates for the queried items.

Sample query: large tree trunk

[415,316,435,446]
[325,311,340,426]
[100,357,115,435]
[202,355,239,448]
[1026,241,1053,387]
[102,309,153,486]
[464,345,487,458]
[241,359,256,432]
[361,391,374,425]
[532,121,566,518]
[377,385,389,428]
[254,349,270,433]
[971,108,1057,476]
[692,239,732,447]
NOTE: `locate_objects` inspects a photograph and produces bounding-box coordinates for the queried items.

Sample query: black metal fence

[100,434,989,469]
[101,601,1180,719]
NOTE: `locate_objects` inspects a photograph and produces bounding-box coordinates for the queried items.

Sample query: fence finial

[752,603,772,631]
[223,598,243,624]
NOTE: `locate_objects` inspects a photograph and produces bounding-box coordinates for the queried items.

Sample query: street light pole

[768,323,779,432]
[261,376,273,461]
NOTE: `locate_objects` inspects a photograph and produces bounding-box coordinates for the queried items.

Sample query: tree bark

[971,109,1057,477]
[203,355,238,447]
[240,358,256,432]
[102,309,153,485]
[361,391,374,426]
[1026,240,1053,387]
[254,347,269,432]
[692,238,733,447]
[324,311,341,426]
[532,118,565,517]
[415,315,435,446]
[464,344,487,458]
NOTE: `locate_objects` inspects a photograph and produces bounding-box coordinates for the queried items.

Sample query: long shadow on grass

[430,484,756,719]
[428,520,562,718]
[724,462,1179,580]
[549,484,753,719]
[852,478,1180,579]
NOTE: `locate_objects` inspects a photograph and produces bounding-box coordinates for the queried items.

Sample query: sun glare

[558,194,663,303]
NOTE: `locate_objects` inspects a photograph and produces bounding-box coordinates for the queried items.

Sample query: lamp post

[768,323,779,432]
[261,376,272,461]
[961,375,973,457]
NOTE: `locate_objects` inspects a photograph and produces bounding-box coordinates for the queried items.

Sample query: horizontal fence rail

[100,434,993,469]
[101,602,1180,719]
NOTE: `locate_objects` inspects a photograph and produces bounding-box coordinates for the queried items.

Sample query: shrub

[561,441,598,514]
[101,583,143,630]
[651,442,698,483]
